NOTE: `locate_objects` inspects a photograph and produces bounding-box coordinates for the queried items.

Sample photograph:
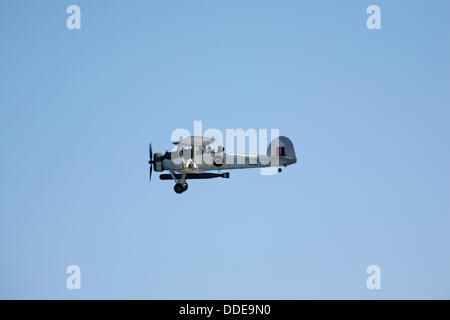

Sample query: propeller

[148,142,154,182]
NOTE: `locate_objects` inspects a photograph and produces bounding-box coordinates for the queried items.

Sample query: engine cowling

[154,153,163,171]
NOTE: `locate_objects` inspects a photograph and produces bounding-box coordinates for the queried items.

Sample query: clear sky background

[1,0,449,299]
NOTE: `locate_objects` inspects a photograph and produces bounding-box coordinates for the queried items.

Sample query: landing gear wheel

[174,183,184,194]
[278,168,282,173]
[183,183,188,191]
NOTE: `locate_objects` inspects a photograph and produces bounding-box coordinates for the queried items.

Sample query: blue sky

[1,0,449,299]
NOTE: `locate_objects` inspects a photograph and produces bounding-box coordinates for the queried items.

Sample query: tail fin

[267,136,296,160]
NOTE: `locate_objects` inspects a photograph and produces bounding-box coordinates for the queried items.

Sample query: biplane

[148,136,297,193]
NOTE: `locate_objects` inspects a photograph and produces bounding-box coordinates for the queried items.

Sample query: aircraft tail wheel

[174,183,184,194]
[183,183,188,191]
[278,168,282,173]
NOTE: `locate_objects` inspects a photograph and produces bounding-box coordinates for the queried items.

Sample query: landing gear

[174,182,188,194]
[170,170,188,194]
[174,183,184,194]
[278,168,282,173]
